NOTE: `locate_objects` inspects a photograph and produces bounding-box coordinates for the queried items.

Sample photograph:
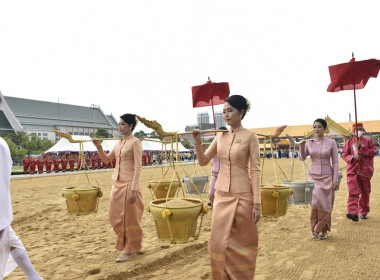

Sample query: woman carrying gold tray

[92,113,144,263]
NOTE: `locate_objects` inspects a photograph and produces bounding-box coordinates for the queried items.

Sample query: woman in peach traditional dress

[300,118,339,240]
[93,114,144,262]
[193,95,261,280]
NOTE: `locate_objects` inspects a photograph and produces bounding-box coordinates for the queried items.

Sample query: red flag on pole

[327,58,380,92]
[191,78,230,108]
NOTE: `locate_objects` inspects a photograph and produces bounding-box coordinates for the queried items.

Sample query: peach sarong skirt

[209,190,258,280]
[109,180,144,254]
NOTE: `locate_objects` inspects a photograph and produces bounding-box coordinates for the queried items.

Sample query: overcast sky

[1,1,379,133]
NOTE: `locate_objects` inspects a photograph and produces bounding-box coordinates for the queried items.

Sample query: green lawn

[12,166,24,172]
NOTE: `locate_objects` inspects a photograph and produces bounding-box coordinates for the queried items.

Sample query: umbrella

[191,77,230,129]
[327,53,380,138]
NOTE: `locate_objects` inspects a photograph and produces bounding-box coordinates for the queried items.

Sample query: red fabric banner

[192,82,230,108]
[327,59,380,92]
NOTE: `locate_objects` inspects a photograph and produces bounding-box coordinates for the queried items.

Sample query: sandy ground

[5,157,380,280]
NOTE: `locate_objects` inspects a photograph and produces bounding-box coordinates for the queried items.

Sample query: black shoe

[207,202,212,207]
[347,213,359,222]
[360,214,368,219]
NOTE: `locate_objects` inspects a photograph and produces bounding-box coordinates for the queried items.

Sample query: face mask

[357,130,364,137]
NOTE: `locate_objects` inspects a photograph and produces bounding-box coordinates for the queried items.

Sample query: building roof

[2,94,117,131]
[304,115,351,138]
[0,110,13,132]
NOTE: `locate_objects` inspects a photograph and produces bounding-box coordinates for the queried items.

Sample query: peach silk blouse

[195,126,261,204]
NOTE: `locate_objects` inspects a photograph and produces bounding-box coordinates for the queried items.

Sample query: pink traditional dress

[300,137,339,234]
[195,127,261,280]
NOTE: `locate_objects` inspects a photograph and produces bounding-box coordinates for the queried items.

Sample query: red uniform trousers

[23,159,29,173]
[347,174,371,216]
[61,160,67,172]
[37,161,44,173]
[54,161,59,172]
[45,162,52,173]
[69,160,74,171]
[29,161,36,174]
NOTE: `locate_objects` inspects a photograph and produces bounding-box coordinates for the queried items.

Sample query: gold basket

[148,179,180,199]
[62,186,102,215]
[261,184,293,217]
[149,198,203,243]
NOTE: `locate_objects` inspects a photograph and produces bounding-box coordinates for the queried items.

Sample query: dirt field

[5,157,380,280]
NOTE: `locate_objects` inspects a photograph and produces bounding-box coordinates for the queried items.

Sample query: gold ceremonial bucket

[149,198,203,243]
[62,186,102,215]
[261,184,293,217]
[148,179,180,199]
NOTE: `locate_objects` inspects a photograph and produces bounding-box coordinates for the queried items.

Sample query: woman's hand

[300,140,306,148]
[332,181,338,191]
[92,138,102,149]
[252,203,261,224]
[355,141,362,149]
[353,154,362,161]
[129,190,137,204]
[208,193,214,205]
[192,129,202,146]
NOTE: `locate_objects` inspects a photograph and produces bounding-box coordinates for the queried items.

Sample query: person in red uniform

[142,153,147,166]
[342,123,377,221]
[97,154,102,169]
[69,154,75,171]
[22,155,29,173]
[29,156,36,174]
[147,153,152,166]
[53,155,60,173]
[77,155,82,170]
[37,156,44,174]
[44,155,52,173]
[84,154,90,170]
[103,152,109,168]
[102,158,108,168]
[91,153,96,169]
[61,155,67,172]
[112,157,116,168]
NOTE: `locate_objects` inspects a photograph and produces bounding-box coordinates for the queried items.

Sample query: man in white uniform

[0,137,43,280]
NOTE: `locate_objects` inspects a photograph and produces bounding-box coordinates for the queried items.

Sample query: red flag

[191,81,230,108]
[327,58,380,92]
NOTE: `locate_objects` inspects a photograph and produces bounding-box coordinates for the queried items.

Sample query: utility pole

[90,104,98,137]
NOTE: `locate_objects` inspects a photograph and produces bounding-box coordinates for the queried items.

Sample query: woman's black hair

[120,114,137,131]
[313,118,327,129]
[225,95,249,119]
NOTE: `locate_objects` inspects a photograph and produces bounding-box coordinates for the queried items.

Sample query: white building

[215,111,226,128]
[197,112,209,126]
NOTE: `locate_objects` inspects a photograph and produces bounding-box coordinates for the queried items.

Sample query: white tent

[141,138,189,152]
[101,138,189,153]
[44,136,189,155]
[44,135,98,154]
